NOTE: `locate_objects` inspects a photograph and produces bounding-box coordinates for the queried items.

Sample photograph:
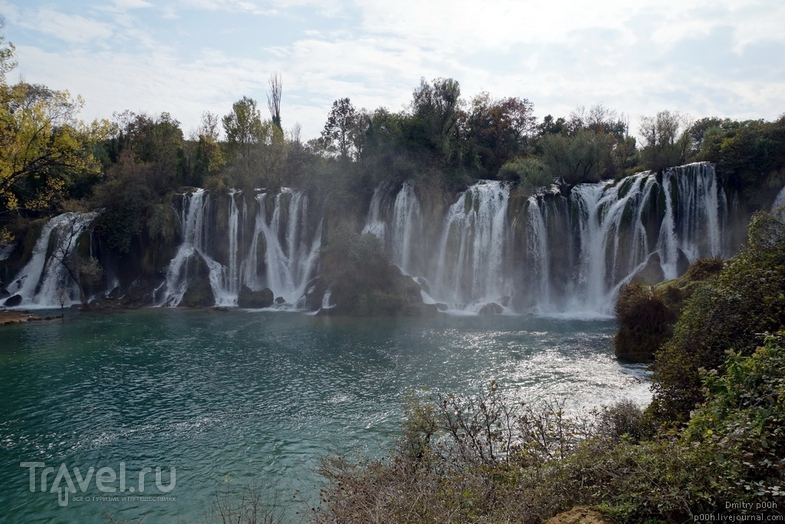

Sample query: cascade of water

[773,185,785,220]
[7,212,96,308]
[361,185,388,241]
[525,197,551,310]
[390,181,421,275]
[433,180,511,309]
[250,189,322,305]
[157,189,229,307]
[355,164,731,316]
[539,163,728,315]
[216,189,242,305]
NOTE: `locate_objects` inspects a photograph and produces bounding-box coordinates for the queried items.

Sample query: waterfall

[157,188,321,308]
[363,163,729,316]
[157,189,229,307]
[531,163,729,315]
[362,181,422,275]
[8,163,733,314]
[251,188,322,305]
[432,180,512,309]
[390,181,422,275]
[361,185,388,242]
[772,185,785,220]
[525,197,551,311]
[6,212,96,308]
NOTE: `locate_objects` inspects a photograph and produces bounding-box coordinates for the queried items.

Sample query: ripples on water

[0,310,649,522]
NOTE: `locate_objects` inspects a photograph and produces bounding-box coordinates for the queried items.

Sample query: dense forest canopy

[1,24,784,251]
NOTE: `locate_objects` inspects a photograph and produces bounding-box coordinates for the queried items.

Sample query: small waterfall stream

[432,181,512,310]
[156,188,321,308]
[253,189,322,305]
[5,212,96,308]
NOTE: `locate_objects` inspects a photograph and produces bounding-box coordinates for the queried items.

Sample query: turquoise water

[0,309,649,523]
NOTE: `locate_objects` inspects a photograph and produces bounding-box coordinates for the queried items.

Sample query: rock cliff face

[0,163,757,315]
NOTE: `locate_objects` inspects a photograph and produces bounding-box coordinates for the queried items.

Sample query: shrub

[649,212,785,424]
[613,283,676,362]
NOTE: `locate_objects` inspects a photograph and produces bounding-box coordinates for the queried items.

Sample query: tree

[540,129,607,187]
[466,93,535,176]
[222,96,264,177]
[195,111,221,141]
[0,17,16,84]
[222,96,289,188]
[410,77,463,159]
[267,73,282,132]
[0,83,107,215]
[185,111,225,187]
[320,98,361,160]
[639,110,692,171]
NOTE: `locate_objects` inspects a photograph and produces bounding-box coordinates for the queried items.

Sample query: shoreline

[0,309,62,325]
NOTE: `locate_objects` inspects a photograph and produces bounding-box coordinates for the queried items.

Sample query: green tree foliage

[650,212,785,424]
[613,283,676,363]
[498,156,552,194]
[184,111,225,187]
[92,111,185,253]
[222,96,287,189]
[222,96,263,175]
[410,77,463,160]
[540,129,607,186]
[0,82,108,216]
[533,104,634,188]
[685,334,785,497]
[696,116,785,194]
[639,110,692,171]
[319,97,362,161]
[466,93,535,177]
[106,111,185,192]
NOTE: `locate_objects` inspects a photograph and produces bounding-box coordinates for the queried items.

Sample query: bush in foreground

[314,339,785,523]
[650,212,785,424]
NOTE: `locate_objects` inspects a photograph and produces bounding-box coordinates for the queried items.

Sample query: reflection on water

[0,309,649,522]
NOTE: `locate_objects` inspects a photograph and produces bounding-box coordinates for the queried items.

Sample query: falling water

[6,212,96,308]
[157,189,227,307]
[251,189,322,305]
[364,163,729,315]
[361,185,388,242]
[432,180,512,310]
[772,185,785,220]
[10,164,732,314]
[525,197,551,311]
[157,188,321,308]
[390,181,422,275]
[527,163,729,315]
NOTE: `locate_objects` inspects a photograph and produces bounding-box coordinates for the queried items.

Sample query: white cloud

[106,0,154,11]
[18,8,114,44]
[4,0,784,140]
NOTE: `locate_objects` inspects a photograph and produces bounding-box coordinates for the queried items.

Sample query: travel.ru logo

[20,462,176,507]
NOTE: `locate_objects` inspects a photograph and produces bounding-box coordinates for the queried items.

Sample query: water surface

[0,309,648,522]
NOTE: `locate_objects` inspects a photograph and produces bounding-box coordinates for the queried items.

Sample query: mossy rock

[614,283,675,363]
[478,302,504,315]
[238,286,274,308]
[181,279,214,307]
[631,252,665,285]
[326,266,436,317]
[4,294,22,307]
[614,258,724,362]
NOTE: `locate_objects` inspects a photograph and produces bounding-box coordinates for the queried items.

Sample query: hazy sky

[1,0,783,140]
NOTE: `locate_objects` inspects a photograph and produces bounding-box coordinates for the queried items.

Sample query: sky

[1,0,784,140]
